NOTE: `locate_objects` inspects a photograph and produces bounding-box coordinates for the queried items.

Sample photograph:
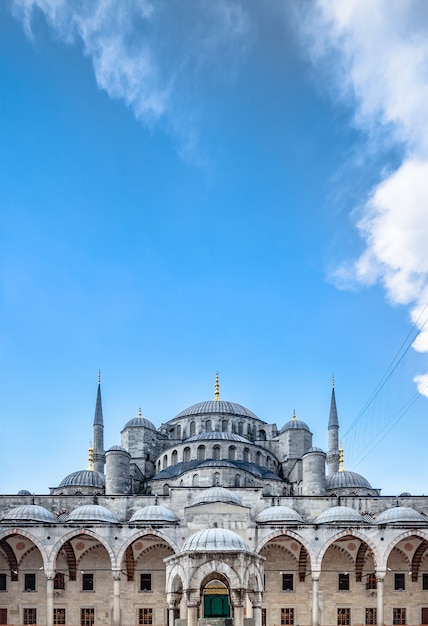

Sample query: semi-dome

[256,505,304,524]
[376,506,427,525]
[326,470,372,490]
[66,505,119,523]
[2,504,57,524]
[190,487,243,507]
[313,506,365,524]
[129,505,179,524]
[182,528,251,552]
[58,469,105,489]
[175,400,259,420]
[185,432,251,444]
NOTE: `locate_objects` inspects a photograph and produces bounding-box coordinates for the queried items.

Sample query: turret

[93,372,105,474]
[326,376,340,474]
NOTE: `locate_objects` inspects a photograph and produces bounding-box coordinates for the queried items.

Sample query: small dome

[185,432,251,444]
[122,416,156,431]
[314,506,365,524]
[2,505,57,524]
[58,470,105,489]
[17,490,32,496]
[376,506,427,524]
[304,447,325,454]
[129,505,179,524]
[326,470,372,490]
[107,445,130,453]
[279,418,310,433]
[190,487,243,507]
[175,400,259,420]
[182,528,250,552]
[256,505,304,524]
[66,505,119,523]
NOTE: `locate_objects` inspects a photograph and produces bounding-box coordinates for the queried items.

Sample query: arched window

[263,484,271,496]
[157,460,161,473]
[190,421,196,436]
[266,456,271,469]
[176,424,181,439]
[183,447,191,462]
[163,455,168,470]
[197,445,206,461]
[222,420,228,432]
[206,420,212,432]
[171,450,178,465]
[192,474,199,487]
[228,446,236,461]
[256,451,262,465]
[238,421,244,435]
[213,472,221,486]
[243,448,250,463]
[259,429,266,441]
[235,474,241,487]
[213,445,221,461]
[163,484,170,495]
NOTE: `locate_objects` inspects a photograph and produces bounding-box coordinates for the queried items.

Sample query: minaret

[327,375,340,474]
[93,371,105,474]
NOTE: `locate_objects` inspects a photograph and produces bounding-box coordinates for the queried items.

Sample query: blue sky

[1,0,428,496]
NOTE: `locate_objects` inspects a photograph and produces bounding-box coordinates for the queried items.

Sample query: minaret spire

[214,372,220,401]
[327,374,340,474]
[92,371,105,474]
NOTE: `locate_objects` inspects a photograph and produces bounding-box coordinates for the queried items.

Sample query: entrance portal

[203,580,230,618]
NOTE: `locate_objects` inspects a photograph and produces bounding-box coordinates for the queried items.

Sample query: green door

[204,593,230,618]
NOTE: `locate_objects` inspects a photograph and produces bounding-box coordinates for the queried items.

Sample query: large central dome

[175,399,259,420]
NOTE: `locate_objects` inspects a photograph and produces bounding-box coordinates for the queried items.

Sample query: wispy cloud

[300,0,428,396]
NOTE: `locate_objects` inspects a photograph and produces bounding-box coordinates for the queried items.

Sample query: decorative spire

[332,374,335,388]
[93,372,103,427]
[88,441,94,471]
[292,409,297,421]
[339,442,344,472]
[328,377,339,430]
[98,369,101,385]
[214,372,220,401]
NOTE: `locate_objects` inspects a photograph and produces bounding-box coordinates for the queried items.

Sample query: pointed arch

[411,539,428,582]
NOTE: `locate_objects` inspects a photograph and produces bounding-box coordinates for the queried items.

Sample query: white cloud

[301,0,428,397]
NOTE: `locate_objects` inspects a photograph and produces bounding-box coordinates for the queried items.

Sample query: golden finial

[214,372,220,401]
[332,374,335,388]
[292,409,297,421]
[88,441,94,471]
[138,408,142,419]
[98,370,101,384]
[339,442,344,472]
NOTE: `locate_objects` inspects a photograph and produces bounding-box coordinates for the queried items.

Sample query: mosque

[1,374,428,626]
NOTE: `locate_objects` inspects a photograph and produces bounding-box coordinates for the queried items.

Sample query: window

[81,608,94,626]
[54,609,66,625]
[423,574,428,590]
[281,608,294,625]
[138,608,153,625]
[395,573,405,591]
[197,445,206,461]
[183,447,191,462]
[228,446,236,461]
[339,573,350,591]
[213,446,221,461]
[0,574,6,591]
[25,573,36,591]
[54,573,65,590]
[0,608,7,624]
[282,574,294,591]
[23,608,37,624]
[366,573,377,590]
[82,573,94,591]
[337,608,351,625]
[393,608,406,625]
[365,608,377,625]
[140,573,152,591]
[190,421,196,436]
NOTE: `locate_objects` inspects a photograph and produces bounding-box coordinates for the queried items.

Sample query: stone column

[112,570,121,626]
[231,590,245,626]
[187,604,198,626]
[311,572,320,626]
[376,574,385,626]
[46,571,55,626]
[249,591,263,626]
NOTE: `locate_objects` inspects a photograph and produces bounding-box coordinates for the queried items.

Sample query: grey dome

[256,505,304,524]
[304,447,325,454]
[314,506,365,524]
[58,470,105,489]
[129,505,179,524]
[66,505,119,523]
[190,487,243,507]
[122,416,156,431]
[326,470,372,490]
[182,528,250,552]
[2,504,57,523]
[185,432,251,444]
[175,400,259,420]
[107,445,130,453]
[17,490,32,496]
[376,506,427,524]
[279,418,310,433]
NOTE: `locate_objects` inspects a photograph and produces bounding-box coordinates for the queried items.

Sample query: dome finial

[214,372,220,401]
[339,442,344,472]
[138,407,142,418]
[292,409,297,421]
[88,441,94,471]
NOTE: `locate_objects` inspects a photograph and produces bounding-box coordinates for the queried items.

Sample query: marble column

[112,570,121,626]
[311,572,320,626]
[376,575,385,626]
[45,571,54,626]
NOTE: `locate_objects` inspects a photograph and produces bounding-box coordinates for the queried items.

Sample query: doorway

[203,580,230,618]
